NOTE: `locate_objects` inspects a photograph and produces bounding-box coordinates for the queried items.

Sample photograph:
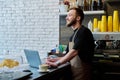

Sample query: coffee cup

[39,64,49,71]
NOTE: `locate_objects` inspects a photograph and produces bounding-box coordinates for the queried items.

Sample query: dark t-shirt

[69,25,95,63]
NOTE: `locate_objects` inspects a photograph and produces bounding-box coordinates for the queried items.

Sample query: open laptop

[24,49,42,69]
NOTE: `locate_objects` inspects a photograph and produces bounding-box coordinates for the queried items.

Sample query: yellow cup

[101,15,107,32]
[93,18,98,31]
[119,21,120,32]
[98,21,101,32]
[108,16,113,32]
[113,10,119,32]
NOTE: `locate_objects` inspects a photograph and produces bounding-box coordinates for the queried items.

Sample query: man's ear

[77,16,81,21]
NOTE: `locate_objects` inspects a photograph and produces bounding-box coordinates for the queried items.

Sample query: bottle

[55,45,59,54]
[77,0,84,10]
[59,1,67,12]
[83,0,89,11]
[91,0,97,10]
[97,0,103,10]
[88,0,92,10]
[69,0,77,8]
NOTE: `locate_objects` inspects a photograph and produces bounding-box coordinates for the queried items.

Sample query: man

[46,7,95,80]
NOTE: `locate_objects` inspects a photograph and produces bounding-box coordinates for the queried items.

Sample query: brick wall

[0,0,59,62]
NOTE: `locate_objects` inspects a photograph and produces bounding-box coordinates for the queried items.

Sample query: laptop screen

[24,49,41,69]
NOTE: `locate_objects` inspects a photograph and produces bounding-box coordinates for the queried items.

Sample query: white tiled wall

[0,0,59,62]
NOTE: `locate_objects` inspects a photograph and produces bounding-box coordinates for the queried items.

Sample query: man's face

[66,10,77,27]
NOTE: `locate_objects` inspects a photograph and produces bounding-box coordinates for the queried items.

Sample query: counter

[26,62,72,80]
[93,51,120,80]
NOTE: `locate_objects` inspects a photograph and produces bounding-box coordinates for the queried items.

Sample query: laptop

[24,49,42,69]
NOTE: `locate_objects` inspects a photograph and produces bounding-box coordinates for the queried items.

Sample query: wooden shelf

[59,10,106,16]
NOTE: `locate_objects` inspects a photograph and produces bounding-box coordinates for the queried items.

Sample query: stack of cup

[119,22,120,32]
[108,16,113,32]
[101,15,107,32]
[113,10,119,32]
[93,18,99,32]
[98,21,101,32]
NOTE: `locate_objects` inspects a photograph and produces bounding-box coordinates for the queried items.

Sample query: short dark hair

[69,7,84,24]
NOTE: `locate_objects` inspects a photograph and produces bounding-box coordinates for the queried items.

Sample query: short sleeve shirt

[69,25,95,63]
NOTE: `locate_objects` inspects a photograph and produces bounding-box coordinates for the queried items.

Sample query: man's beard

[66,18,77,27]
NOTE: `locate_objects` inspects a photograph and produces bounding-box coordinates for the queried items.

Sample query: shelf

[84,10,106,15]
[93,32,120,40]
[59,10,106,16]
[92,32,120,34]
[94,54,119,58]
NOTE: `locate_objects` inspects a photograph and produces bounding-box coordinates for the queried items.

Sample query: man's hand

[46,57,58,62]
[46,57,62,67]
[46,61,58,67]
